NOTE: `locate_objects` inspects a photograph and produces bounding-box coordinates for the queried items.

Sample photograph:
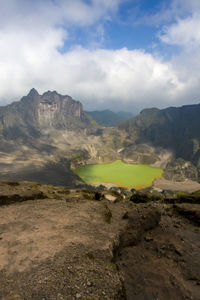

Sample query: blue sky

[62,0,179,55]
[0,0,200,111]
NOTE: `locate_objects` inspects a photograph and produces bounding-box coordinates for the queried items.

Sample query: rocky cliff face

[119,104,200,179]
[0,88,92,139]
[0,89,95,187]
[36,90,91,130]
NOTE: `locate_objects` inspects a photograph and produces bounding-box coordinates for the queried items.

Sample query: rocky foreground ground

[0,181,200,300]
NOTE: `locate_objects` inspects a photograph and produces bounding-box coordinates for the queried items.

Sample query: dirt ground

[118,203,200,300]
[0,181,128,299]
[153,178,200,193]
[90,177,200,192]
[0,181,200,299]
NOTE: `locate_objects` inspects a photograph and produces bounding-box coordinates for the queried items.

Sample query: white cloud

[160,14,200,48]
[157,9,200,109]
[0,29,184,111]
[63,48,183,107]
[0,0,200,111]
[136,0,200,27]
[0,0,125,104]
[0,0,123,29]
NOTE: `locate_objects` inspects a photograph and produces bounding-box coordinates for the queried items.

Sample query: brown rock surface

[0,181,200,299]
[153,178,200,193]
[118,204,200,300]
[0,181,128,299]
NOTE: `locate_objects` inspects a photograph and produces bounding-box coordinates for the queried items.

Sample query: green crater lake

[75,160,163,189]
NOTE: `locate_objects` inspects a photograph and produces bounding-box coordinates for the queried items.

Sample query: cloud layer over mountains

[0,0,200,111]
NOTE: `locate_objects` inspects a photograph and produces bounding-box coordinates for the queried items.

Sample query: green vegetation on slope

[75,160,163,189]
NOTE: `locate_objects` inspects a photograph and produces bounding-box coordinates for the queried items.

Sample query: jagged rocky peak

[23,88,90,128]
[34,91,93,129]
[40,90,72,106]
[0,89,92,139]
[27,88,39,97]
[26,89,70,103]
[35,90,86,128]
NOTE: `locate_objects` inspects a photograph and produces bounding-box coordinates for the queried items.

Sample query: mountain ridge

[119,103,200,181]
[0,89,92,140]
[0,89,200,187]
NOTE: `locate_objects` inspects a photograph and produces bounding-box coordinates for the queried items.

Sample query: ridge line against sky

[0,0,200,112]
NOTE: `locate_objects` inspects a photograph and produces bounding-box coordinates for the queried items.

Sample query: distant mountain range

[85,110,134,127]
[0,89,200,186]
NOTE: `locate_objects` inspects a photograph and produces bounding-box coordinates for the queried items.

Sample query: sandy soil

[89,177,200,193]
[89,182,119,188]
[0,197,125,274]
[0,182,128,299]
[154,178,200,192]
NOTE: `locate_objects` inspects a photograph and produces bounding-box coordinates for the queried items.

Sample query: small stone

[122,212,129,219]
[75,293,81,299]
[175,248,182,256]
[104,194,117,202]
[160,245,166,249]
[145,235,153,242]
[87,281,92,287]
